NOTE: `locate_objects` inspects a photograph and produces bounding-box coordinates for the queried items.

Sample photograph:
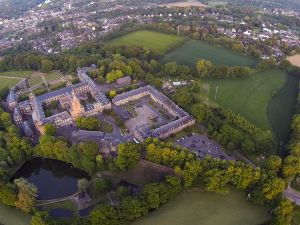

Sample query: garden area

[132,188,270,225]
[108,30,184,54]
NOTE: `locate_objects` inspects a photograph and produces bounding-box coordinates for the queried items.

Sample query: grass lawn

[132,188,270,225]
[0,71,33,78]
[268,75,299,144]
[0,204,31,225]
[40,199,78,214]
[103,160,175,187]
[162,40,257,67]
[205,69,287,131]
[294,206,300,225]
[109,30,184,54]
[29,72,43,86]
[44,70,63,81]
[120,160,174,186]
[0,78,21,89]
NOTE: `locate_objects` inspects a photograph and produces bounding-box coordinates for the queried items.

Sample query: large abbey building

[112,85,195,142]
[8,67,111,134]
[7,66,194,142]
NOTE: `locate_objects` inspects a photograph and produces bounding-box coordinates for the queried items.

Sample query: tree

[31,211,53,225]
[89,205,121,225]
[92,177,110,194]
[266,155,282,172]
[173,89,193,108]
[14,178,37,213]
[115,143,140,171]
[262,177,286,200]
[0,183,17,206]
[164,62,177,76]
[77,178,89,192]
[119,196,142,221]
[282,155,300,178]
[44,124,57,136]
[272,199,294,225]
[76,117,100,131]
[109,90,117,98]
[41,59,54,73]
[196,60,213,77]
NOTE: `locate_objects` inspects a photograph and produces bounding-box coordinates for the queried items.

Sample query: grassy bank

[268,75,299,144]
[132,188,270,225]
[162,40,257,67]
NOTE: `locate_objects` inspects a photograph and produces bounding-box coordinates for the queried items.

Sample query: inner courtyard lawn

[0,203,31,225]
[108,30,184,54]
[162,40,257,67]
[132,188,270,225]
[205,69,287,131]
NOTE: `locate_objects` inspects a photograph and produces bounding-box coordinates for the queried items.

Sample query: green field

[162,40,257,67]
[205,69,287,130]
[0,78,20,90]
[268,75,299,144]
[0,71,33,78]
[0,204,30,225]
[132,188,270,225]
[109,31,184,54]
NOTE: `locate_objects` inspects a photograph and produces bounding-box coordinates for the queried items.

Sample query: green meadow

[205,69,287,131]
[162,40,257,67]
[109,30,184,54]
[132,188,270,225]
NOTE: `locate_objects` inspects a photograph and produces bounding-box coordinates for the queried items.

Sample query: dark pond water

[50,208,73,218]
[12,158,89,200]
[79,207,93,217]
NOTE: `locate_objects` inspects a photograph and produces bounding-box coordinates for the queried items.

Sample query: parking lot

[176,134,235,161]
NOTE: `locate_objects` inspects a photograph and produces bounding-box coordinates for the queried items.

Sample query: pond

[11,158,89,200]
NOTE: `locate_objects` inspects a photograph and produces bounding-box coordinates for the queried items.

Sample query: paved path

[0,75,23,79]
[284,186,300,206]
[40,74,50,91]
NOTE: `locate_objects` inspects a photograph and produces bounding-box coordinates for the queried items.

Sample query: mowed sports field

[205,69,287,130]
[162,40,257,67]
[132,189,270,225]
[108,31,184,53]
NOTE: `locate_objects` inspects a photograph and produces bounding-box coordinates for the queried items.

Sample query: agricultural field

[0,203,31,225]
[207,0,228,6]
[204,69,287,131]
[161,0,206,8]
[108,30,184,54]
[162,40,257,67]
[132,188,270,225]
